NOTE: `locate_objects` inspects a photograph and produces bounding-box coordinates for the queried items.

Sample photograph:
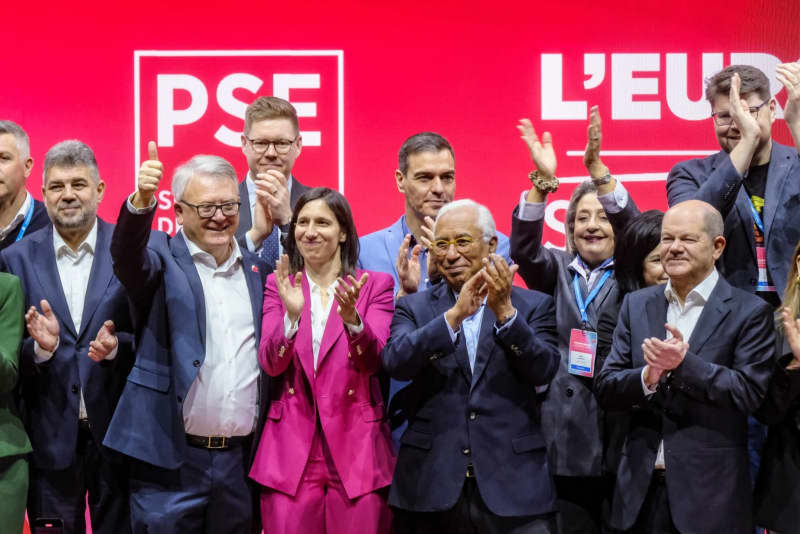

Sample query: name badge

[568,328,597,377]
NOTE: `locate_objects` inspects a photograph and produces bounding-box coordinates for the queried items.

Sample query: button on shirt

[284,273,363,370]
[34,221,108,421]
[181,236,260,437]
[641,268,719,469]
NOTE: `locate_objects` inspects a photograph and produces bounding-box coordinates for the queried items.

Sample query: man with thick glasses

[105,145,269,533]
[383,199,560,533]
[236,96,310,269]
[667,63,800,305]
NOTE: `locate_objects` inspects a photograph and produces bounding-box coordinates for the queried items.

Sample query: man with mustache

[0,140,134,534]
[595,200,774,534]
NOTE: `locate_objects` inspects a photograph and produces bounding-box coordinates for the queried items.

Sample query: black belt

[186,433,252,450]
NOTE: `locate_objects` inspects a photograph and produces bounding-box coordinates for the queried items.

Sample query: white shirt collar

[568,255,614,279]
[182,233,242,272]
[306,272,338,295]
[53,218,97,257]
[664,267,719,306]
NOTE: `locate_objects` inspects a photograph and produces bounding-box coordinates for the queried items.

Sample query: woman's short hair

[565,180,599,255]
[284,187,359,277]
[614,210,664,295]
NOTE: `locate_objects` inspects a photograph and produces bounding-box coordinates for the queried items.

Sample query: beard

[53,204,95,230]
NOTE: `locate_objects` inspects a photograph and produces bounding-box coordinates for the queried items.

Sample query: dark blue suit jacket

[382,282,559,516]
[0,219,134,470]
[103,202,269,470]
[595,277,775,534]
[667,141,800,297]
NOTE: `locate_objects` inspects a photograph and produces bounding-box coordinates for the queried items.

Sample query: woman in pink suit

[250,187,396,534]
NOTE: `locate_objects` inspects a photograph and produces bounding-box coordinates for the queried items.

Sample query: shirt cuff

[244,232,260,254]
[641,367,658,396]
[443,313,459,343]
[126,194,157,214]
[494,310,518,333]
[33,337,59,363]
[344,311,365,335]
[517,190,546,221]
[597,180,628,214]
[283,312,299,339]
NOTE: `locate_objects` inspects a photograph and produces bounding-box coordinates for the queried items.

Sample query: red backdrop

[5,1,799,250]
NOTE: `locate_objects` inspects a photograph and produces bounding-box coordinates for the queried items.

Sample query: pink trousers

[260,431,392,534]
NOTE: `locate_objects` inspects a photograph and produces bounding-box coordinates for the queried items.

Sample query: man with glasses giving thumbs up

[104,142,269,533]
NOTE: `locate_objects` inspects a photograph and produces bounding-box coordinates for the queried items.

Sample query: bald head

[660,200,726,294]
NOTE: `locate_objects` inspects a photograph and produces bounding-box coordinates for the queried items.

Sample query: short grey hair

[702,205,725,240]
[436,199,496,242]
[43,140,99,183]
[172,155,238,202]
[0,120,31,160]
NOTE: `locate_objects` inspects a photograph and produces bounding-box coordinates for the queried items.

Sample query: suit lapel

[238,179,252,238]
[645,290,668,343]
[290,272,315,383]
[763,143,791,240]
[32,226,77,337]
[469,303,497,390]
[240,252,264,345]
[171,231,207,350]
[687,278,731,354]
[316,288,345,372]
[77,219,114,340]
[430,284,472,383]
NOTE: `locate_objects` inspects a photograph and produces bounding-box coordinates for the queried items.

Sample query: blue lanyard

[747,198,765,234]
[572,268,612,325]
[14,199,34,243]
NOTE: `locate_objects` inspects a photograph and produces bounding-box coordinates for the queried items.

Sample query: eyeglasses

[245,136,298,155]
[711,100,769,127]
[432,236,476,256]
[179,200,241,219]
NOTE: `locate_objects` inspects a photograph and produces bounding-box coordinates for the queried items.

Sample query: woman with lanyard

[510,106,640,534]
[249,187,396,534]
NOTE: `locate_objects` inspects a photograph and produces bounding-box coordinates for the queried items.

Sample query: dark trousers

[628,472,679,534]
[553,475,611,534]
[129,437,253,534]
[394,478,556,534]
[27,424,130,534]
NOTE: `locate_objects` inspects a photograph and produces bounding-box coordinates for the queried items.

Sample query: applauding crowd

[0,62,799,534]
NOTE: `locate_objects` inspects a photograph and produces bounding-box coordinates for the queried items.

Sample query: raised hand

[517,118,557,178]
[133,141,162,209]
[88,320,118,362]
[420,216,441,282]
[728,73,761,141]
[777,62,800,154]
[248,178,276,247]
[781,307,800,371]
[255,169,292,226]
[335,273,369,326]
[275,254,304,324]
[480,254,518,323]
[396,234,422,296]
[642,323,689,372]
[445,268,488,331]
[26,300,59,353]
[583,105,609,179]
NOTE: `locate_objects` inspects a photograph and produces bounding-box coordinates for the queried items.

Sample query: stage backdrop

[5,0,799,254]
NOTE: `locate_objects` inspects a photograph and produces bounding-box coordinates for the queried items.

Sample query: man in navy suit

[235,96,311,268]
[0,140,133,534]
[595,200,774,534]
[358,132,512,445]
[383,199,559,533]
[104,143,269,533]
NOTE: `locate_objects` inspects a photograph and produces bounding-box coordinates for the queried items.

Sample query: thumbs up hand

[133,141,163,209]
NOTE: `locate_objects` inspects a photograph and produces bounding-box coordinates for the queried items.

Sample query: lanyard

[14,199,34,243]
[747,198,765,234]
[572,268,612,325]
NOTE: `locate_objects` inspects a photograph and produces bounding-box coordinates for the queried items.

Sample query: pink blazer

[248,269,397,499]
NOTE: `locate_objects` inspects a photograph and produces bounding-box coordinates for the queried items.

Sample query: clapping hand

[335,273,369,326]
[26,299,59,353]
[88,320,118,362]
[275,254,304,324]
[396,234,422,296]
[583,105,609,179]
[480,254,518,324]
[781,306,800,371]
[642,324,689,373]
[517,118,557,178]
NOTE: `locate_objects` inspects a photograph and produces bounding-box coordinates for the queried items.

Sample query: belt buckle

[207,436,227,449]
[465,463,475,478]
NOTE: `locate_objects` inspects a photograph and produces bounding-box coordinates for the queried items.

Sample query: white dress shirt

[641,268,720,469]
[181,235,260,437]
[0,191,31,241]
[34,221,111,420]
[283,273,363,370]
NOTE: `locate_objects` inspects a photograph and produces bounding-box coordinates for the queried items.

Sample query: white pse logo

[133,50,345,232]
